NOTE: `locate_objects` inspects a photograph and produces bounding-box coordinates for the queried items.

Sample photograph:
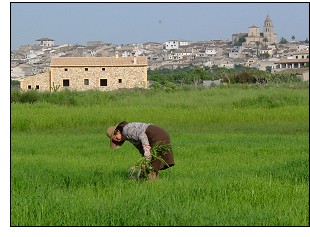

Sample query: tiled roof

[36,38,54,41]
[275,58,309,63]
[50,56,148,67]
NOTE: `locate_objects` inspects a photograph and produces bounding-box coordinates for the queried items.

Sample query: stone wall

[51,65,147,91]
[19,72,50,91]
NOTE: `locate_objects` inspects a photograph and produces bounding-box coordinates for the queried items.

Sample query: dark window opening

[85,68,88,71]
[100,79,107,86]
[84,79,89,85]
[63,79,70,87]
[102,68,105,71]
[118,79,122,83]
[64,68,68,71]
[36,85,39,90]
[28,85,31,89]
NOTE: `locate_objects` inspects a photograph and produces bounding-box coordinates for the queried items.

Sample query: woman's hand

[143,145,152,159]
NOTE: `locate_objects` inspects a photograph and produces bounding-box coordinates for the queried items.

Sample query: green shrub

[269,73,303,83]
[41,89,78,106]
[19,90,41,104]
[11,89,22,103]
[149,81,163,90]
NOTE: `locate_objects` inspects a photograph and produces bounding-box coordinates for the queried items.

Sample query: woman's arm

[123,122,152,158]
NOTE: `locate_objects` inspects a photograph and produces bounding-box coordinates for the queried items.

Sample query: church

[232,15,278,46]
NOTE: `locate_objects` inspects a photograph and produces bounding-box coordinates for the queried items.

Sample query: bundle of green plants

[128,144,172,180]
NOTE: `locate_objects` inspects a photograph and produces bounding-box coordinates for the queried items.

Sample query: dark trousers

[134,125,175,172]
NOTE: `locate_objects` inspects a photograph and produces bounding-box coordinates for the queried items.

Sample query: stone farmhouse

[19,56,148,92]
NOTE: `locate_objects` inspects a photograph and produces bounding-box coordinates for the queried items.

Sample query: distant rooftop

[36,38,54,41]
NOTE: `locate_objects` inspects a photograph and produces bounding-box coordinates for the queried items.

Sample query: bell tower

[263,14,277,45]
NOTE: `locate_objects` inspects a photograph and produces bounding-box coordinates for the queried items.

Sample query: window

[36,85,39,90]
[28,85,31,89]
[84,79,89,85]
[100,79,107,86]
[64,68,68,71]
[85,68,88,71]
[102,68,105,71]
[63,79,70,87]
[118,79,122,83]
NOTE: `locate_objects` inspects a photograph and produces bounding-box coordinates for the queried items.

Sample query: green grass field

[11,84,309,226]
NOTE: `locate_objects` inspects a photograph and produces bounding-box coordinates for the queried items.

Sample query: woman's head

[112,129,124,143]
[106,124,126,149]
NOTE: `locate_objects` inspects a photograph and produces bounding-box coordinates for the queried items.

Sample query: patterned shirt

[122,122,151,147]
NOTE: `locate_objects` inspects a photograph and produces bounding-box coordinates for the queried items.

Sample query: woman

[106,121,175,179]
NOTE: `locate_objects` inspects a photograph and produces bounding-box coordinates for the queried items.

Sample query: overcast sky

[10,2,309,49]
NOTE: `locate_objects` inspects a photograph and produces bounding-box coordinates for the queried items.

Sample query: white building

[165,40,179,50]
[205,48,217,56]
[11,64,34,79]
[179,40,192,46]
[36,38,55,47]
[229,46,242,59]
[297,44,309,51]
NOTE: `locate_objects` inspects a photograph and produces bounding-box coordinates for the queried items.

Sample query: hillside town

[11,15,309,91]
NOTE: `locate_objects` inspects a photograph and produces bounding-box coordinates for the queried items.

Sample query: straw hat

[106,126,124,149]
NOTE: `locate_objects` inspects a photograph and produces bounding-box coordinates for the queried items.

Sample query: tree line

[147,65,304,89]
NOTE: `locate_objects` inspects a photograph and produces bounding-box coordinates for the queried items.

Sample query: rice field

[10,84,309,226]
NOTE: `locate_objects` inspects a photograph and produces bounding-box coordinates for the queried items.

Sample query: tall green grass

[11,84,309,226]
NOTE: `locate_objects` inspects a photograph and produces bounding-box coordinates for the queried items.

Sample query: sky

[10,2,309,50]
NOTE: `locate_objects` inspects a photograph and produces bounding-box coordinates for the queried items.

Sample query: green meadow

[11,84,309,226]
